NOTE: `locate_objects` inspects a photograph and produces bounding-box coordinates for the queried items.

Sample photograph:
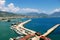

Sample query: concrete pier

[11,19,60,36]
[42,24,60,36]
[10,19,60,40]
[11,19,36,35]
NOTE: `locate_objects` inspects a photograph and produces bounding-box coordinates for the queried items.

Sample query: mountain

[0,11,23,17]
[0,11,48,18]
[39,13,48,17]
[0,11,15,17]
[23,12,39,16]
[23,12,48,17]
[50,12,60,17]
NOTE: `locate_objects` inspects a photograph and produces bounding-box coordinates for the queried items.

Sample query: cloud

[0,7,8,11]
[51,8,60,13]
[0,0,41,13]
[1,0,60,14]
[0,0,5,6]
[7,3,20,12]
[54,8,60,12]
[20,8,40,13]
[0,0,43,13]
[0,0,6,11]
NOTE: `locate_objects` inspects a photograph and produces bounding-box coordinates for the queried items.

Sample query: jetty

[42,24,60,36]
[10,19,60,40]
[11,19,36,35]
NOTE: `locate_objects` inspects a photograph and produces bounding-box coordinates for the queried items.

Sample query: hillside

[1,11,60,18]
[50,12,60,17]
[0,11,24,17]
[23,12,48,17]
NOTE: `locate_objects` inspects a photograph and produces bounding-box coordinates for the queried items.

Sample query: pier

[42,24,60,36]
[10,19,60,40]
[11,19,36,35]
[11,19,60,36]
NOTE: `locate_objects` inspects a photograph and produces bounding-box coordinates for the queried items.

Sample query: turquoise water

[0,18,26,40]
[0,18,60,40]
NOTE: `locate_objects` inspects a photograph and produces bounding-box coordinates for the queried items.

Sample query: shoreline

[0,17,60,21]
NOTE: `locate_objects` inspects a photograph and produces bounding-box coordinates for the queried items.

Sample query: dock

[42,24,60,36]
[11,19,60,36]
[10,19,60,40]
[11,19,36,35]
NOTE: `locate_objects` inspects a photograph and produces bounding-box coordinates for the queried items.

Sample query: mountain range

[0,11,24,17]
[23,12,60,17]
[0,11,60,17]
[50,12,60,17]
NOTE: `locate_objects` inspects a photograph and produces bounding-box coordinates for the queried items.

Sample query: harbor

[10,19,60,40]
[0,0,60,40]
[0,18,60,40]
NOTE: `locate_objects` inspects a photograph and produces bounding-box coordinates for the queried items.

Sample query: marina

[0,18,60,40]
[0,0,60,40]
[10,19,60,40]
[10,19,36,35]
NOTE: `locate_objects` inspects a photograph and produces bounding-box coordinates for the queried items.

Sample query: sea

[0,18,60,40]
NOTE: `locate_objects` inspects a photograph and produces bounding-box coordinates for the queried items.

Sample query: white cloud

[0,0,6,11]
[0,0,5,6]
[20,8,40,13]
[1,0,60,14]
[0,0,43,13]
[8,3,15,9]
[7,3,41,13]
[0,0,20,13]
[54,8,60,12]
[7,3,20,12]
[51,8,60,13]
[0,0,41,13]
[0,7,8,11]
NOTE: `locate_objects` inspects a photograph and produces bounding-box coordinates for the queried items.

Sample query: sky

[0,0,60,14]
